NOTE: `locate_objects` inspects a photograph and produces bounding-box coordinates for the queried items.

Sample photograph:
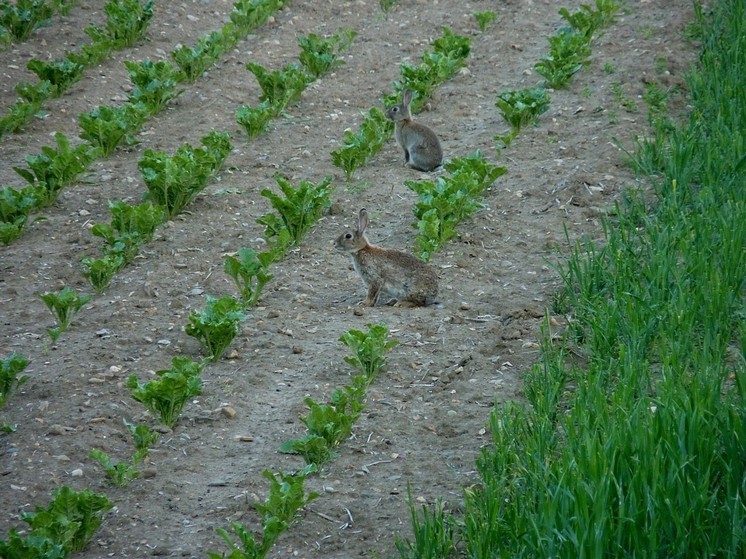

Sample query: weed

[495,87,550,131]
[89,421,158,486]
[0,0,53,41]
[38,287,91,342]
[185,295,246,361]
[224,247,273,308]
[0,353,29,408]
[473,11,497,32]
[127,356,204,428]
[610,81,639,112]
[603,62,616,74]
[379,0,398,14]
[395,488,459,559]
[257,174,334,252]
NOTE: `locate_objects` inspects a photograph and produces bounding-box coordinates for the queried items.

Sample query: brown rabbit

[385,89,443,172]
[334,209,438,307]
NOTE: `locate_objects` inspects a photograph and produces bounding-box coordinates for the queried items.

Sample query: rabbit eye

[392,107,399,112]
[345,233,353,239]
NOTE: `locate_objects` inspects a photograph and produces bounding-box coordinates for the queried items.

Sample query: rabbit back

[395,121,443,172]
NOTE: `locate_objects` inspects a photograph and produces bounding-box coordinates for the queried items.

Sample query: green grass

[398,0,746,556]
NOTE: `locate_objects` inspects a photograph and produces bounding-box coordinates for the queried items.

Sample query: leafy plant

[81,255,125,293]
[495,87,550,131]
[257,174,333,252]
[0,98,43,136]
[473,10,497,32]
[297,28,356,78]
[79,104,145,157]
[171,30,228,83]
[228,0,284,37]
[395,487,459,559]
[84,0,153,48]
[185,295,246,361]
[209,465,318,559]
[124,59,183,115]
[409,151,506,260]
[140,131,232,218]
[379,0,398,14]
[0,353,29,408]
[13,132,95,206]
[224,247,273,308]
[89,421,158,486]
[235,101,276,139]
[26,58,85,97]
[534,27,592,88]
[331,107,392,179]
[0,185,41,244]
[127,356,204,428]
[246,62,313,111]
[339,322,398,378]
[559,0,621,38]
[0,0,53,41]
[4,486,113,555]
[38,287,91,342]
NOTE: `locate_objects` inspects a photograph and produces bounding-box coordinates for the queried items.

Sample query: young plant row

[0,485,113,557]
[213,323,398,559]
[236,28,356,139]
[0,0,285,245]
[331,27,471,179]
[493,0,621,148]
[0,0,77,44]
[0,0,154,139]
[83,131,232,292]
[406,151,506,261]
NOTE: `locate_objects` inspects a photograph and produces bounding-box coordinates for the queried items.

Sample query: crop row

[0,0,77,44]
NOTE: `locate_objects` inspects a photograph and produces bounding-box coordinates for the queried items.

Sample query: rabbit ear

[402,89,413,106]
[358,209,369,233]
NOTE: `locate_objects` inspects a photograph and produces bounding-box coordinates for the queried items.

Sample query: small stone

[292,346,303,354]
[221,406,237,419]
[48,424,66,436]
[141,468,157,479]
[267,310,280,319]
[54,455,70,461]
[71,468,83,477]
[460,302,470,311]
[353,307,364,316]
[237,435,254,442]
[157,339,171,346]
[79,209,90,217]
[447,410,457,416]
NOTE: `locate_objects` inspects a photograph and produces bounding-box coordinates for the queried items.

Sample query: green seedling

[331,107,392,179]
[79,104,145,157]
[38,287,91,342]
[535,28,592,88]
[0,0,53,41]
[559,0,621,39]
[50,0,76,15]
[257,174,333,252]
[209,465,318,559]
[473,10,497,32]
[0,185,42,244]
[13,132,94,206]
[171,30,227,83]
[124,59,183,115]
[610,81,639,113]
[185,295,246,361]
[127,356,204,428]
[339,322,398,379]
[0,353,29,408]
[224,247,273,308]
[229,0,284,36]
[495,87,550,131]
[26,58,85,97]
[395,487,458,559]
[5,486,113,555]
[297,28,356,78]
[82,255,125,293]
[84,0,153,48]
[409,151,506,260]
[379,0,398,14]
[0,98,43,137]
[140,131,232,218]
[236,100,277,139]
[246,62,313,111]
[15,77,55,105]
[89,421,158,486]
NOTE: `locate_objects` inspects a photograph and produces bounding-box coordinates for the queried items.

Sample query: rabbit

[334,209,439,307]
[385,88,443,172]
